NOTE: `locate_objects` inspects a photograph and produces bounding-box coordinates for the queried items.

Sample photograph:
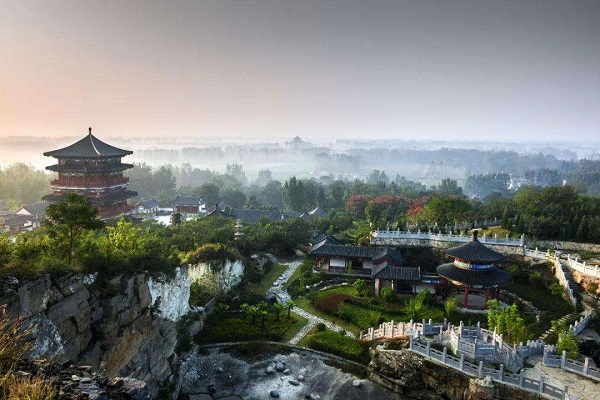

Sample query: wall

[532,240,600,253]
[372,237,526,257]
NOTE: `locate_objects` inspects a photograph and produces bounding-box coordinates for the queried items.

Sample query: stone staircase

[539,313,575,341]
[562,267,585,312]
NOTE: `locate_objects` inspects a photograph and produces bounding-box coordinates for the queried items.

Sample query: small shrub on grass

[549,283,564,296]
[196,313,302,343]
[380,288,396,303]
[305,330,370,363]
[315,323,327,332]
[314,294,353,314]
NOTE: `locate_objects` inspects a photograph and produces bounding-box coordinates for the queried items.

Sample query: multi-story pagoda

[436,230,511,309]
[43,128,137,218]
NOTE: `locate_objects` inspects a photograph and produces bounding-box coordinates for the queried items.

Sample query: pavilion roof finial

[89,127,92,136]
[472,229,478,241]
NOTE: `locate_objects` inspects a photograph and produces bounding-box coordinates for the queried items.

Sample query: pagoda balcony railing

[371,229,525,247]
[51,176,129,188]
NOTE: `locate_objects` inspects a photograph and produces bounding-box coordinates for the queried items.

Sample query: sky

[1,0,599,141]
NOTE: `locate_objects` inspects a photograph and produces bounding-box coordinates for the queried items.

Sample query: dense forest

[2,155,600,243]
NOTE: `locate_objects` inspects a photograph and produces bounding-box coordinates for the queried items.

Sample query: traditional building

[205,204,302,224]
[436,230,511,309]
[43,128,137,219]
[172,195,206,214]
[309,234,421,295]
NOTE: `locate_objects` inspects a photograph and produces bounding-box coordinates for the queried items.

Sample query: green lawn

[503,279,574,339]
[196,310,307,343]
[240,263,288,304]
[298,326,371,364]
[283,258,313,290]
[295,286,445,333]
[295,296,361,334]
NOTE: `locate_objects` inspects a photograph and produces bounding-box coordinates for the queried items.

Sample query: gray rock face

[1,270,198,399]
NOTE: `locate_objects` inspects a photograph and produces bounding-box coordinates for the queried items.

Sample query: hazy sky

[1,0,598,141]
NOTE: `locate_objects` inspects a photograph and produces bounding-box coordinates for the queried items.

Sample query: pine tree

[501,207,509,229]
[576,215,587,242]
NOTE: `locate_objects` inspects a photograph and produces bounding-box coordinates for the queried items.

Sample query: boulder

[289,379,300,386]
[270,389,280,398]
[265,366,275,374]
[352,379,362,388]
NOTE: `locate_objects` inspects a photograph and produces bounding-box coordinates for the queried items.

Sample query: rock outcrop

[0,267,196,398]
[368,349,541,400]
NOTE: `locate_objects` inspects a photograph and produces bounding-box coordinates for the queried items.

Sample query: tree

[557,331,579,359]
[44,194,103,263]
[240,303,250,319]
[435,178,463,197]
[249,306,259,325]
[352,279,366,297]
[225,163,247,185]
[285,300,296,318]
[487,300,528,344]
[273,302,285,321]
[444,297,457,317]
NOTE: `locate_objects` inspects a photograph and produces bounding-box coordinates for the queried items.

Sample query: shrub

[315,323,327,332]
[549,283,564,296]
[557,331,579,359]
[380,288,396,303]
[304,330,370,363]
[314,294,353,314]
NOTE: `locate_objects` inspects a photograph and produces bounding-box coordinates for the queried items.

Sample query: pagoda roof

[44,129,133,158]
[436,262,511,286]
[445,231,504,264]
[46,163,134,173]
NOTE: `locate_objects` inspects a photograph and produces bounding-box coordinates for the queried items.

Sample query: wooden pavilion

[436,230,511,309]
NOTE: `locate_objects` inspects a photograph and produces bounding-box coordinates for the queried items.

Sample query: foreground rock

[180,347,399,399]
[369,349,547,400]
[0,269,200,398]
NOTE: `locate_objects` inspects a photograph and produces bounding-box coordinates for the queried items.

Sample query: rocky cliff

[0,267,195,398]
[368,349,541,400]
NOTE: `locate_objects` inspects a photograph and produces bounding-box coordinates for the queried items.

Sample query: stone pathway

[289,307,356,345]
[523,359,600,400]
[269,256,356,345]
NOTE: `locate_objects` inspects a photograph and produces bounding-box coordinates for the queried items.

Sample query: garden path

[273,256,357,345]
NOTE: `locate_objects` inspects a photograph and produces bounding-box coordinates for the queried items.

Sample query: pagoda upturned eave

[43,190,138,205]
[45,163,134,173]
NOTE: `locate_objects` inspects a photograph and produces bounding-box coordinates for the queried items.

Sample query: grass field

[196,310,308,344]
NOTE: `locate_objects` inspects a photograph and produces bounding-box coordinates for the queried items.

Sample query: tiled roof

[372,247,403,265]
[172,195,205,206]
[139,198,160,209]
[308,206,328,218]
[436,263,512,286]
[446,232,504,264]
[373,264,420,281]
[44,130,133,158]
[309,242,403,266]
[20,201,50,218]
[311,233,341,246]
